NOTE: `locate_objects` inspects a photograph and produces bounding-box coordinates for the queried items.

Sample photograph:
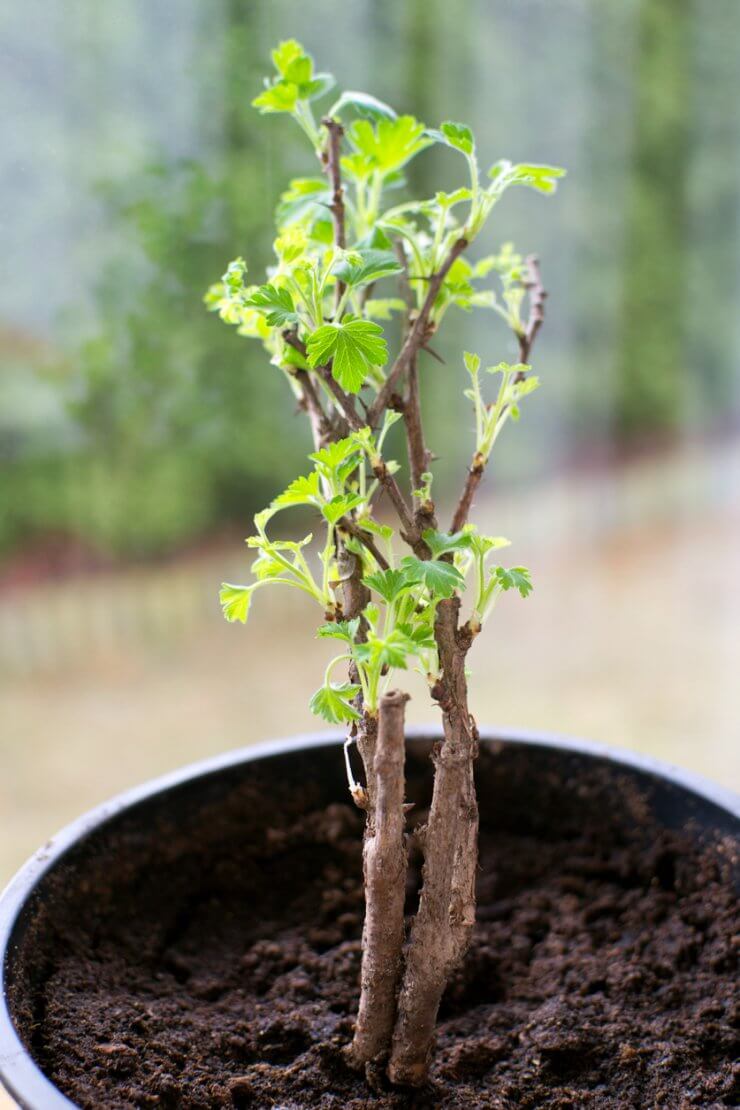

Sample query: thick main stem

[348,691,410,1068]
[388,598,478,1086]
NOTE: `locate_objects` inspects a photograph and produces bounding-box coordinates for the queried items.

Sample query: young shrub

[209,39,564,1086]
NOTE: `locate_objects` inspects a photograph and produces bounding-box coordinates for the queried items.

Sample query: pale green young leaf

[252,80,298,114]
[332,249,403,288]
[397,621,437,651]
[309,682,361,723]
[252,551,289,581]
[309,436,359,473]
[276,178,329,227]
[316,619,360,643]
[494,565,533,598]
[428,120,475,156]
[301,74,335,102]
[463,351,481,376]
[359,518,394,542]
[364,298,407,321]
[422,529,475,558]
[272,472,322,508]
[245,284,299,327]
[465,529,511,557]
[220,583,253,623]
[271,40,306,77]
[322,493,365,525]
[328,90,397,122]
[354,628,411,671]
[348,116,432,175]
[488,161,566,195]
[363,568,410,603]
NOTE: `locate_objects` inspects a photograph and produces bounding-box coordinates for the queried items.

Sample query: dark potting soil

[9,742,740,1109]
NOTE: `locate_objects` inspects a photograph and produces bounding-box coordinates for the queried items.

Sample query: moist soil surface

[9,741,740,1109]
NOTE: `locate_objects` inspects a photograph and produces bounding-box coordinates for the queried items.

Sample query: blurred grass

[2,439,738,885]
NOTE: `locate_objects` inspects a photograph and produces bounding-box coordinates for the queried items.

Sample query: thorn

[421,344,445,365]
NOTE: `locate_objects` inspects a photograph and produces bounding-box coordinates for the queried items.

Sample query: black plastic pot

[1,728,738,1109]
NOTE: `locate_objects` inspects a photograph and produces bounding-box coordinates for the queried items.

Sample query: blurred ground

[1,439,739,888]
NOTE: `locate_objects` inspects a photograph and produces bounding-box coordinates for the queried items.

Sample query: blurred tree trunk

[616,0,691,439]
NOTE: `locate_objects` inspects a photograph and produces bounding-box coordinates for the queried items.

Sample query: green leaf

[364,568,410,603]
[463,351,481,376]
[397,621,436,651]
[317,619,360,643]
[245,284,298,327]
[348,115,432,175]
[429,120,475,156]
[310,682,361,723]
[302,74,335,102]
[271,40,307,77]
[400,557,465,599]
[306,318,388,393]
[252,80,298,114]
[466,530,511,557]
[332,249,403,288]
[364,298,407,321]
[359,518,394,542]
[272,472,322,508]
[494,565,533,598]
[328,90,397,122]
[252,552,287,581]
[489,161,566,195]
[354,629,410,671]
[309,436,359,473]
[220,583,253,624]
[277,178,330,227]
[322,493,365,525]
[422,530,474,558]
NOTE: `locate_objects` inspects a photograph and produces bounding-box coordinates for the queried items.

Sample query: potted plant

[1,41,738,1110]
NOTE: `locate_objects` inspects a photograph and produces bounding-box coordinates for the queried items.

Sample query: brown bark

[450,452,484,534]
[387,598,478,1086]
[517,254,547,366]
[348,690,410,1069]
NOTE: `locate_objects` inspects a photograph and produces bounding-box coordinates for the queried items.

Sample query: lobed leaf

[364,568,410,603]
[310,682,361,723]
[245,284,299,327]
[220,583,253,623]
[332,249,403,288]
[306,318,388,393]
[493,565,533,598]
[400,557,465,599]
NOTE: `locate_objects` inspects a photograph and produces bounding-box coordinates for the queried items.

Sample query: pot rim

[1,726,738,1109]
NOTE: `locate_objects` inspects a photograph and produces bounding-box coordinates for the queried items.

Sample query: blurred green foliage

[1,0,739,559]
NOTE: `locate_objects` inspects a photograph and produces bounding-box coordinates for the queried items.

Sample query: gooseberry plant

[208,39,564,1087]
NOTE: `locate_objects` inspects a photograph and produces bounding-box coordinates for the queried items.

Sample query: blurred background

[2,0,739,887]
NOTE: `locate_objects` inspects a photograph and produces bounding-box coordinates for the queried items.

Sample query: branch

[348,690,409,1069]
[389,598,478,1086]
[321,117,346,309]
[404,353,432,497]
[450,258,548,532]
[517,254,547,367]
[316,365,364,431]
[337,518,390,572]
[293,369,333,449]
[371,459,426,556]
[367,237,468,427]
[450,452,484,534]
